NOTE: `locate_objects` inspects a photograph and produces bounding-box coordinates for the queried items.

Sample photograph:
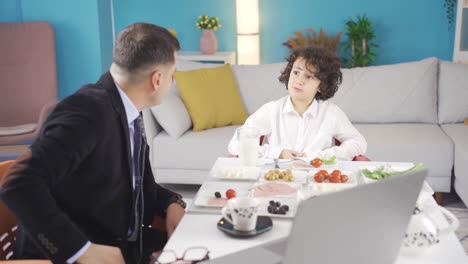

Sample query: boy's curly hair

[278,46,342,101]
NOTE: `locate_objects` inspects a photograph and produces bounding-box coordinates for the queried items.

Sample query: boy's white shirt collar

[282,96,319,118]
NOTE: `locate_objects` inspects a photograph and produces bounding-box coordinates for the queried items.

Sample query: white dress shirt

[228,95,367,161]
[67,84,139,263]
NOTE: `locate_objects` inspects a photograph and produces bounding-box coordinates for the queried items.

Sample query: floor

[442,192,468,254]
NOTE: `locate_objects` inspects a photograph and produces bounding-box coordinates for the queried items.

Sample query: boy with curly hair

[228,46,367,160]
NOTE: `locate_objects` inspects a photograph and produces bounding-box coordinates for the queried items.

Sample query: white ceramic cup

[221,197,260,231]
[237,127,260,166]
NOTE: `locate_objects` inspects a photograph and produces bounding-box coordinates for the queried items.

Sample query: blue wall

[0,0,113,99]
[0,0,458,97]
[114,0,238,56]
[115,0,456,65]
[0,0,21,22]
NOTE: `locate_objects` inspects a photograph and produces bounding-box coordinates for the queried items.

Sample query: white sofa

[143,57,468,205]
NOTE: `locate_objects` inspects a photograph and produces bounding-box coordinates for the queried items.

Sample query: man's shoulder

[53,81,115,122]
[61,72,114,107]
[68,79,112,105]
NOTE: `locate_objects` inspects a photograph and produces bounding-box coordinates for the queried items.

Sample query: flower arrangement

[196,15,222,31]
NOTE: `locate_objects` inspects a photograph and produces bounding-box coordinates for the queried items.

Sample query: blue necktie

[128,114,144,241]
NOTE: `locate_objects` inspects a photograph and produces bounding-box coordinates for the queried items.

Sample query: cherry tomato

[226,189,237,199]
[311,158,322,168]
[314,172,325,183]
[329,174,341,183]
[318,170,329,180]
[331,170,341,177]
[340,174,349,183]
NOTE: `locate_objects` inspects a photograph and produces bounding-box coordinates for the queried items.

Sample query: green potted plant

[443,0,456,28]
[341,14,378,68]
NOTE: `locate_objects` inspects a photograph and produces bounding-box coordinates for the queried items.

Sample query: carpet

[445,207,468,254]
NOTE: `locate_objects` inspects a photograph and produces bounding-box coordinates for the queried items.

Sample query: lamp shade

[236,0,259,34]
[236,0,260,65]
[237,35,259,65]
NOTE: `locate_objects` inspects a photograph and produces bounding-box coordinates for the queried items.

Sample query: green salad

[361,163,425,180]
[321,156,336,165]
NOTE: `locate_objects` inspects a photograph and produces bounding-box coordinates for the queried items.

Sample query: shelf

[178,51,236,64]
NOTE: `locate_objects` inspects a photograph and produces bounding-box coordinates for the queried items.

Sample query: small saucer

[217,216,273,237]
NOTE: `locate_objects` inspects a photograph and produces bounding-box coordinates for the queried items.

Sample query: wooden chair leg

[434,192,444,206]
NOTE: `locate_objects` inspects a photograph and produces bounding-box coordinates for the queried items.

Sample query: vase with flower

[196,15,222,54]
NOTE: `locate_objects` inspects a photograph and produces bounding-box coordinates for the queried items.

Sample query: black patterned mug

[221,197,260,231]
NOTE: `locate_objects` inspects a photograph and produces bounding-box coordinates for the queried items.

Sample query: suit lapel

[98,72,133,181]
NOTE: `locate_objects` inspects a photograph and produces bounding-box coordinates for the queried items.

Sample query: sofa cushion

[438,61,468,124]
[231,63,288,115]
[149,93,191,139]
[151,125,240,170]
[174,64,248,131]
[441,124,468,206]
[355,123,453,192]
[332,58,438,124]
[149,59,222,137]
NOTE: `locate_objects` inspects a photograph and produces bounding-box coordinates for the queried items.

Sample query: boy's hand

[279,149,301,159]
[294,152,306,157]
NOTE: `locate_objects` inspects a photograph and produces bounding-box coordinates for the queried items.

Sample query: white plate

[259,169,309,184]
[358,164,414,184]
[291,160,315,170]
[257,197,298,218]
[210,166,261,181]
[193,189,250,208]
[308,169,357,193]
[251,182,300,198]
[291,159,337,170]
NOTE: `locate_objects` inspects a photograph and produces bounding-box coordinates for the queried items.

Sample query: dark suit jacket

[0,72,178,263]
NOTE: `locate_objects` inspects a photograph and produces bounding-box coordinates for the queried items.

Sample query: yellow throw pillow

[174,64,248,131]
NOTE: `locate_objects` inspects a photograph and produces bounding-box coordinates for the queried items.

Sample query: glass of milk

[237,127,260,166]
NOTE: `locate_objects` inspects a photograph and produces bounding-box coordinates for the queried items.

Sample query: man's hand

[165,203,185,237]
[279,149,303,159]
[77,243,125,264]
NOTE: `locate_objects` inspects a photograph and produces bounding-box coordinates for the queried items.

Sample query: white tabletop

[164,158,468,263]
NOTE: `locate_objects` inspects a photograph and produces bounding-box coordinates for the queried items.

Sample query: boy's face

[287,57,321,103]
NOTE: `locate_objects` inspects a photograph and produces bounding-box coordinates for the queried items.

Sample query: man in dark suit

[0,23,185,263]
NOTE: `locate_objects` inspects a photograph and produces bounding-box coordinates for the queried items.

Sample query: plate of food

[210,166,261,181]
[251,182,299,198]
[308,169,357,193]
[259,169,309,185]
[194,188,249,208]
[257,197,298,218]
[359,163,424,184]
[291,156,337,170]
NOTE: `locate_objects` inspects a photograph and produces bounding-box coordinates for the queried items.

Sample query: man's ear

[150,70,163,92]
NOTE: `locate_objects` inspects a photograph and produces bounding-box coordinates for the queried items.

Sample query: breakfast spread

[267,200,290,215]
[253,182,297,197]
[313,169,349,183]
[263,169,295,182]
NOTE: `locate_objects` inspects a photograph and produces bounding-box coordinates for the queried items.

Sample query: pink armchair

[0,21,57,145]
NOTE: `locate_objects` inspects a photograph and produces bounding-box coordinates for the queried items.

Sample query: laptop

[201,168,427,264]
[281,167,428,264]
